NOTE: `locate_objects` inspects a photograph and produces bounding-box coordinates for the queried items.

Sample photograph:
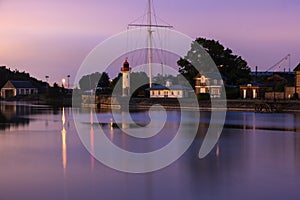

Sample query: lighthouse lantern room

[121,59,131,96]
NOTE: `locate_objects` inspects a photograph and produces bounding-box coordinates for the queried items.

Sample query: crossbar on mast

[128,24,173,28]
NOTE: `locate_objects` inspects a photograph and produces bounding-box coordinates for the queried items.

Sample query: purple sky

[1,0,299,85]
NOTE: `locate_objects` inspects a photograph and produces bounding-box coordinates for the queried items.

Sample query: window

[164,91,168,97]
[200,76,206,83]
[211,88,219,95]
[200,88,206,93]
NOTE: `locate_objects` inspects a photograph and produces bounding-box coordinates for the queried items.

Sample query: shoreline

[87,96,300,113]
[2,98,300,113]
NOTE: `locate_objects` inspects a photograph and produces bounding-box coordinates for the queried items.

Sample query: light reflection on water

[0,102,300,200]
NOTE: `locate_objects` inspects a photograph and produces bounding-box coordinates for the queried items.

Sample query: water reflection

[90,107,95,172]
[1,104,300,200]
[295,134,300,173]
[109,117,114,141]
[215,143,220,157]
[294,113,300,132]
[61,107,67,173]
[0,102,30,130]
[225,112,300,132]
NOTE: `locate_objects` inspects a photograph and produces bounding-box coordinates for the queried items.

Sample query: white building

[1,80,38,99]
[194,74,223,98]
[149,80,191,98]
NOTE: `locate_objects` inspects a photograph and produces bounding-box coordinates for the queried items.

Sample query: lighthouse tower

[121,59,131,96]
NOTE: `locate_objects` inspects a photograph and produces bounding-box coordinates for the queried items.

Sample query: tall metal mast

[128,0,173,88]
[147,0,153,87]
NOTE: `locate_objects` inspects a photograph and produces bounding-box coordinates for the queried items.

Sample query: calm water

[1,102,300,200]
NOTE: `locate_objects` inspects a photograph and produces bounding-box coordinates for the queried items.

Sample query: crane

[265,54,291,72]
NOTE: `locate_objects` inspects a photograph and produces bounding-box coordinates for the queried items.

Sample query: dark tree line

[78,72,110,91]
[178,38,251,87]
[0,66,47,90]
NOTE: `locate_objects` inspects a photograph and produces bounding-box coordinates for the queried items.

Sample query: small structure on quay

[240,82,265,99]
[285,63,300,99]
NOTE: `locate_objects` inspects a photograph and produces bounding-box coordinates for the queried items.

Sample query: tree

[130,72,149,97]
[0,66,47,92]
[98,72,110,88]
[79,72,110,91]
[130,72,149,88]
[110,73,122,95]
[153,74,177,85]
[178,37,251,87]
[47,82,63,98]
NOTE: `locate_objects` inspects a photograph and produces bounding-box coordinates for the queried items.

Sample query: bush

[225,87,240,99]
[197,93,210,100]
[292,93,299,100]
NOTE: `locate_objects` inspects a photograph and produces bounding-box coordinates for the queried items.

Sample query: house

[285,63,300,99]
[149,80,191,98]
[294,63,300,95]
[1,80,38,99]
[240,82,265,99]
[194,73,223,98]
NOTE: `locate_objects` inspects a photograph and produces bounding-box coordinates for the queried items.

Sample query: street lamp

[67,75,70,89]
[45,76,49,91]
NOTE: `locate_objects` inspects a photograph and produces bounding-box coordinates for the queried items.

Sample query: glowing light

[90,124,95,172]
[62,78,66,87]
[62,127,67,171]
[216,144,220,157]
[61,107,67,172]
[90,107,94,172]
[110,118,114,141]
[62,107,65,125]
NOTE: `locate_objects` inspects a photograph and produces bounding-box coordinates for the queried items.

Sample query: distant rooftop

[294,63,300,71]
[9,80,36,89]
[194,72,223,80]
[240,82,264,87]
[149,84,191,91]
[250,71,295,76]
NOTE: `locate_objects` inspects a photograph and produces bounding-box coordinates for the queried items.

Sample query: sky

[1,0,300,86]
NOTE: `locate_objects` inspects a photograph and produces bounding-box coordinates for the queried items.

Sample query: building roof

[240,82,264,87]
[250,71,295,76]
[294,63,300,71]
[9,80,36,89]
[149,84,191,91]
[194,72,223,80]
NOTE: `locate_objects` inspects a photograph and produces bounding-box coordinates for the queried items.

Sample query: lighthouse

[121,59,131,96]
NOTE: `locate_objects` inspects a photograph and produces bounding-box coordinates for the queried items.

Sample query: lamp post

[67,75,70,89]
[45,76,49,91]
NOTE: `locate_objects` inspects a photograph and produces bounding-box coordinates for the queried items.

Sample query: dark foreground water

[0,102,300,200]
